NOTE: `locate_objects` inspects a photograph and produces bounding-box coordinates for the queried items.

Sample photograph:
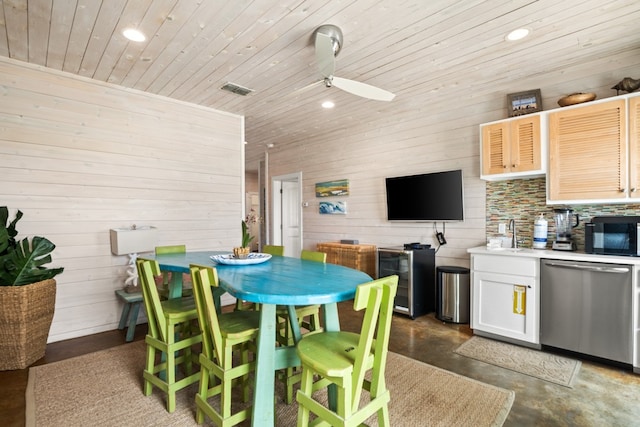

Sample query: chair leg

[378,405,390,427]
[144,345,155,396]
[166,348,177,413]
[196,359,209,424]
[297,368,314,427]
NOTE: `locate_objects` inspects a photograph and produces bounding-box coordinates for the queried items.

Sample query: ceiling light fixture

[505,28,530,41]
[322,101,335,109]
[123,28,146,42]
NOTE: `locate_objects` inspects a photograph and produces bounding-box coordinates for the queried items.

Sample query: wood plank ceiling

[1,0,639,171]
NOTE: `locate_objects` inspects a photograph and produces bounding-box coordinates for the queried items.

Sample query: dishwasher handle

[543,261,630,274]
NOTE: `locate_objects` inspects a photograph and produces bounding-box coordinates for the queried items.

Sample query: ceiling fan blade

[331,76,396,101]
[315,32,336,78]
[290,79,324,97]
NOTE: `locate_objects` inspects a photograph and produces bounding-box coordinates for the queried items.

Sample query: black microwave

[585,216,640,256]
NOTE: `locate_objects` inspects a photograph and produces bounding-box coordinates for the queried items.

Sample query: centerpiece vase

[233,247,250,259]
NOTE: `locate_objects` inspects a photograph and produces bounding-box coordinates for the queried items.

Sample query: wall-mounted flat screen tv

[385,169,464,221]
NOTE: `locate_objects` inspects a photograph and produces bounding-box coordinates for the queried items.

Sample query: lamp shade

[109,226,158,255]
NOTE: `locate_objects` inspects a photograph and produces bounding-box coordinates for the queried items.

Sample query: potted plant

[233,210,259,259]
[0,206,64,370]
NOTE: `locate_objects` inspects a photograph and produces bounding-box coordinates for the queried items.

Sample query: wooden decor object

[316,242,377,278]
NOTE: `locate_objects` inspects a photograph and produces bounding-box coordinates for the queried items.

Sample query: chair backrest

[136,258,167,341]
[190,264,224,365]
[155,245,187,287]
[263,245,285,256]
[155,245,186,255]
[350,275,398,412]
[300,249,327,263]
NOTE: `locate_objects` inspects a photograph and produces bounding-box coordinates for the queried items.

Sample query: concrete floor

[1,301,639,426]
[354,307,640,427]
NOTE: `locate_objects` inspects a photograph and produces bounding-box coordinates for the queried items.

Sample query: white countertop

[467,245,640,265]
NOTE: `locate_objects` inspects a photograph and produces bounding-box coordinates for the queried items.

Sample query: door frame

[271,172,303,256]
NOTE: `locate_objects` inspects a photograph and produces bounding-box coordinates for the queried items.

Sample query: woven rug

[455,336,581,388]
[26,340,514,426]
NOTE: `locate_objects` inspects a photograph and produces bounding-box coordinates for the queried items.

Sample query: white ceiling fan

[304,24,395,102]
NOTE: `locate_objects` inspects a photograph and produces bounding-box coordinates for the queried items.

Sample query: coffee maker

[552,208,580,251]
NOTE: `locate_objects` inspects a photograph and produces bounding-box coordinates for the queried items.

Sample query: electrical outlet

[436,232,447,245]
[498,223,506,234]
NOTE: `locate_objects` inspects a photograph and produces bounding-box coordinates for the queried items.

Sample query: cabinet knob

[503,165,507,169]
[620,188,626,193]
[512,164,516,168]
[632,188,637,193]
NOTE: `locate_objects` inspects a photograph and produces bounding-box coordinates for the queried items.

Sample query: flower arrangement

[234,210,260,258]
[241,209,259,248]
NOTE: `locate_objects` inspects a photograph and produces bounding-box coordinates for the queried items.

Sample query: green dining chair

[296,275,399,427]
[263,244,285,256]
[155,244,192,298]
[136,258,202,413]
[275,249,326,404]
[190,264,261,426]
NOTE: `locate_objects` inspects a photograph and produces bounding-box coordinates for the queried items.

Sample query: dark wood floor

[0,323,148,427]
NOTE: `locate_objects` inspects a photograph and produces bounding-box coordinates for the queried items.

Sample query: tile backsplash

[486,178,640,250]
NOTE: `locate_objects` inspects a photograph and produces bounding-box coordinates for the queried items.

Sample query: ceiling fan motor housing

[314,24,343,56]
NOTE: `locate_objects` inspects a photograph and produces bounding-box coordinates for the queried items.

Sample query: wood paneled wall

[0,57,243,342]
[265,56,640,269]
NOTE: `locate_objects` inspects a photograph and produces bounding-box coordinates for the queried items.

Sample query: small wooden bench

[115,289,143,342]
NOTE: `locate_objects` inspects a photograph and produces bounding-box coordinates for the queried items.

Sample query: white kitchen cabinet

[470,254,539,345]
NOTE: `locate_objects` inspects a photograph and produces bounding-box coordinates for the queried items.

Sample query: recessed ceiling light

[123,28,146,42]
[505,28,530,41]
[322,101,335,109]
[266,143,274,148]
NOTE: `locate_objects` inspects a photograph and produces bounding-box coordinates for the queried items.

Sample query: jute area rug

[26,340,514,426]
[455,336,581,388]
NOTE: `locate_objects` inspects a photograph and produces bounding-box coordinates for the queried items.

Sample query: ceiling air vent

[220,82,254,96]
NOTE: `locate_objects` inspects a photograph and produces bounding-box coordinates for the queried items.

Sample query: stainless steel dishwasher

[540,259,633,365]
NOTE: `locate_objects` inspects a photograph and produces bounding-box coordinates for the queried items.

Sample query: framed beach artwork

[319,201,346,215]
[507,89,542,117]
[315,179,349,197]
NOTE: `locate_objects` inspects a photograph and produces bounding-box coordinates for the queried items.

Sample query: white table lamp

[110,226,158,292]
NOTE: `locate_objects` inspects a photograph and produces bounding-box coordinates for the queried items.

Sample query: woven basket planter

[0,279,56,370]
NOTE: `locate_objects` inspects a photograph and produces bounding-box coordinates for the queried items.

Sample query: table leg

[168,271,183,299]
[287,305,303,343]
[322,303,340,410]
[252,303,276,427]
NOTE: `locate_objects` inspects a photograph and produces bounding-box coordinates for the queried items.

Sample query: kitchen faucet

[509,219,517,248]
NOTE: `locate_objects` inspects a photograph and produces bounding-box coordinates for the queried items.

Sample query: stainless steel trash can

[436,266,470,323]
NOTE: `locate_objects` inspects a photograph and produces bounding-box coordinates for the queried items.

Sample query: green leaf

[0,207,22,254]
[0,235,64,286]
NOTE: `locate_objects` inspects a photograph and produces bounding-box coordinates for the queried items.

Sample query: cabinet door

[481,121,510,175]
[548,99,626,201]
[471,271,538,344]
[628,96,640,197]
[510,114,541,172]
[481,115,542,178]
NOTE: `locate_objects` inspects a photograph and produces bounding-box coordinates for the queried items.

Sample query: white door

[272,173,302,257]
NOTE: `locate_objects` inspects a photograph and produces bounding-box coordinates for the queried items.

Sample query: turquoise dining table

[148,250,372,426]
